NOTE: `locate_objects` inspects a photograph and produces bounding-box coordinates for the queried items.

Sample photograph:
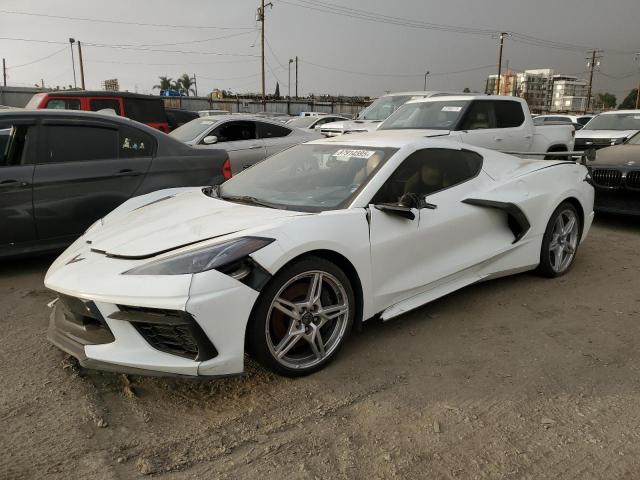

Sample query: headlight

[611,137,625,145]
[124,237,274,276]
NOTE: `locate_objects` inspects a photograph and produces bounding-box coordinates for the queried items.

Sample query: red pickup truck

[26,91,170,133]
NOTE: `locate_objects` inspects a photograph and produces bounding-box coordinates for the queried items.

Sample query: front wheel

[246,256,355,377]
[538,202,581,277]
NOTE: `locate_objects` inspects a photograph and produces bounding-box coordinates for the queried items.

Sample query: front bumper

[45,248,262,377]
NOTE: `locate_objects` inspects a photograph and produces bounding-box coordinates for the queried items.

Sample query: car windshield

[287,117,317,128]
[627,132,640,145]
[169,118,219,142]
[379,100,470,130]
[358,95,414,121]
[584,113,640,131]
[218,144,398,211]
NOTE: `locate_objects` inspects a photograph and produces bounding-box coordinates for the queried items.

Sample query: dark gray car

[0,110,227,258]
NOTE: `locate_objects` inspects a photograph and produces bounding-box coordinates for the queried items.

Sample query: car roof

[408,95,520,104]
[31,90,163,100]
[600,110,640,115]
[199,114,291,126]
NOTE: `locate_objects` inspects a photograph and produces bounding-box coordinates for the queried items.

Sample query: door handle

[524,134,533,139]
[0,179,29,188]
[248,145,263,149]
[494,137,503,141]
[113,169,142,177]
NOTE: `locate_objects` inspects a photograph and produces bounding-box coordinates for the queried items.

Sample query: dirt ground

[1,214,640,480]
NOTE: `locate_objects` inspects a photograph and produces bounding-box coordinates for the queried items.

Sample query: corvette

[45,133,594,377]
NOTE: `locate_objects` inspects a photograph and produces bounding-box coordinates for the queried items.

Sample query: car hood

[576,129,638,139]
[86,189,310,259]
[591,144,640,167]
[321,120,382,132]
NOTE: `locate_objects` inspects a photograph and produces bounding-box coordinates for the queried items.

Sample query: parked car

[45,132,594,378]
[587,131,640,215]
[0,110,227,258]
[298,111,329,117]
[286,115,350,131]
[319,91,464,137]
[377,96,575,154]
[169,115,321,175]
[575,110,640,151]
[198,110,229,117]
[533,114,593,126]
[165,108,199,130]
[25,91,171,133]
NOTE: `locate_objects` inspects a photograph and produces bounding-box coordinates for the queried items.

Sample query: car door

[257,121,295,158]
[208,120,265,175]
[0,118,37,249]
[368,147,514,313]
[492,100,530,151]
[456,100,503,150]
[32,120,152,242]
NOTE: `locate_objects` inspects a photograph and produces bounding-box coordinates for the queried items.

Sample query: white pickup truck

[376,95,575,155]
[319,91,462,137]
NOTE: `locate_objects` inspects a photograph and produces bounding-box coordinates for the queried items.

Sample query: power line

[0,9,255,31]
[301,60,495,78]
[5,46,67,69]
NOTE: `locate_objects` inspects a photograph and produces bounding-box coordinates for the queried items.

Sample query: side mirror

[374,193,437,221]
[203,135,218,145]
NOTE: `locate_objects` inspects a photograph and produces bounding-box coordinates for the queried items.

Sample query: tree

[176,73,196,96]
[153,76,173,91]
[618,88,638,109]
[596,92,617,109]
[274,82,280,99]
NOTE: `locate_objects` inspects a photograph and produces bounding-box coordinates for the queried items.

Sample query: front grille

[627,171,640,189]
[57,295,115,345]
[592,169,622,188]
[113,306,218,361]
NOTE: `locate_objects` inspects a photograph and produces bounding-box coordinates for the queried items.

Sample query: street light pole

[69,38,77,89]
[77,40,86,90]
[423,70,430,91]
[288,58,293,98]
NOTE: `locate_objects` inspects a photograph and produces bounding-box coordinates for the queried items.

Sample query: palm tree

[176,73,196,96]
[153,76,173,91]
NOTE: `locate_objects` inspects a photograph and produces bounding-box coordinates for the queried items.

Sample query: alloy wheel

[548,209,579,273]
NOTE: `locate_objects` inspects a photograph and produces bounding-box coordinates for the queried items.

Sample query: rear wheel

[246,256,355,377]
[538,202,581,277]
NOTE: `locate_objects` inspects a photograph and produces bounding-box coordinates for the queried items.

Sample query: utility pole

[193,73,198,96]
[495,32,509,95]
[77,40,85,90]
[585,49,603,113]
[635,53,640,110]
[68,38,77,89]
[423,70,430,91]
[2,58,6,87]
[257,0,273,107]
[295,55,298,98]
[288,58,293,98]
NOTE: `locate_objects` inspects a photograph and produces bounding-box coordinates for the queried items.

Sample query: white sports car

[45,133,595,377]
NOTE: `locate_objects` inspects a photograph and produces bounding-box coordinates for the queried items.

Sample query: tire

[538,201,582,278]
[246,256,355,377]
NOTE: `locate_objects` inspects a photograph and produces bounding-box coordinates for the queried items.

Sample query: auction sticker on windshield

[442,106,462,112]
[333,149,376,159]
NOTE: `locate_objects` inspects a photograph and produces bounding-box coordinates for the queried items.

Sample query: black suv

[0,110,227,258]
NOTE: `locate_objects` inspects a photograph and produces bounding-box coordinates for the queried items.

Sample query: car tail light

[222,158,232,180]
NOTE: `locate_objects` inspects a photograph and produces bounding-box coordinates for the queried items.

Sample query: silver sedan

[169,115,321,175]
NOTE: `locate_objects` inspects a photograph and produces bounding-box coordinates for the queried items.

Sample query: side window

[258,122,291,139]
[212,121,257,142]
[89,99,122,115]
[0,124,34,166]
[119,125,154,158]
[372,148,483,204]
[45,98,81,110]
[123,98,167,123]
[493,101,525,128]
[42,126,118,163]
[459,101,497,130]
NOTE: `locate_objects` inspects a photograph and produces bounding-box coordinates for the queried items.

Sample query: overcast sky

[1,0,638,100]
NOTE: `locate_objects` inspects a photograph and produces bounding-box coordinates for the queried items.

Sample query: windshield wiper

[219,194,282,210]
